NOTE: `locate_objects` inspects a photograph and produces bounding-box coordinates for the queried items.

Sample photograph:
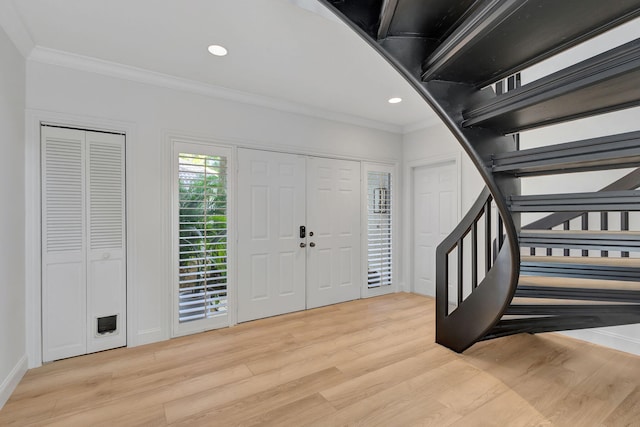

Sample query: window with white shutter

[366,166,393,291]
[173,142,233,335]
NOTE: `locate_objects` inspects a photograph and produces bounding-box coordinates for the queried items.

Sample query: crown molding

[0,0,35,57]
[28,46,403,134]
[402,114,443,134]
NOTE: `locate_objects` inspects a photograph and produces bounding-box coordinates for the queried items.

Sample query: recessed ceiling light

[208,45,228,57]
[388,97,402,104]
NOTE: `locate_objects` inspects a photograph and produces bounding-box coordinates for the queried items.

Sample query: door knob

[309,242,316,248]
[300,242,307,248]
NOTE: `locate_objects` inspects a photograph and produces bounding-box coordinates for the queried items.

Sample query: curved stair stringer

[318,1,522,353]
[435,187,518,352]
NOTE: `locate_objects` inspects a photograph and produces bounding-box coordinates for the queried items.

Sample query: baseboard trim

[0,355,28,410]
[561,328,640,356]
[136,328,164,347]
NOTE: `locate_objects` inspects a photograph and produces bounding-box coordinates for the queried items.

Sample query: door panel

[306,157,361,309]
[237,149,306,322]
[413,162,457,297]
[86,131,127,353]
[41,127,87,362]
[42,259,87,361]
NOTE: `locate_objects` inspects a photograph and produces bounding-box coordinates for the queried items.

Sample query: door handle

[309,242,316,248]
[300,242,307,248]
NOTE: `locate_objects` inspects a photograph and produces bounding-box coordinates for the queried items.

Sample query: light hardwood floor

[1,293,639,426]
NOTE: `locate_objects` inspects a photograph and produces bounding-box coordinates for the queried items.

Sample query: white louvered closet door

[86,131,126,354]
[42,127,87,362]
[42,126,126,362]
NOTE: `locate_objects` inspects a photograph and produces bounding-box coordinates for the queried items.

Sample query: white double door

[238,149,361,322]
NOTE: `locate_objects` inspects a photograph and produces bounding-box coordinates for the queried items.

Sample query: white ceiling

[5,0,438,133]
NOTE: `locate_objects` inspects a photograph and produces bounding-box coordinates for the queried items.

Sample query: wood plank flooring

[1,293,639,426]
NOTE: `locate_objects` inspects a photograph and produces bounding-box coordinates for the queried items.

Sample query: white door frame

[404,153,462,295]
[25,109,137,368]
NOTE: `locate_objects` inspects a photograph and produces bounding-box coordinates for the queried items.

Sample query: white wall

[26,60,403,357]
[0,26,27,408]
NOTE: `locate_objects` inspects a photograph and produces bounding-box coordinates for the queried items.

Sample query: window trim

[171,141,235,337]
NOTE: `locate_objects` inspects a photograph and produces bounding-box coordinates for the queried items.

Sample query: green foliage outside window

[178,155,228,321]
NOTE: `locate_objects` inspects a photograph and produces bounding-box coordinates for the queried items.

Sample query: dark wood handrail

[437,187,491,254]
[435,186,518,352]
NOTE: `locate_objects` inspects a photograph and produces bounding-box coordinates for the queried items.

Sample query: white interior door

[237,149,306,322]
[42,127,87,362]
[413,161,457,297]
[85,131,127,354]
[306,157,361,309]
[42,126,126,362]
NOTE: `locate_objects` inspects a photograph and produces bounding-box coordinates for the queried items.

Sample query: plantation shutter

[367,170,393,288]
[177,152,229,323]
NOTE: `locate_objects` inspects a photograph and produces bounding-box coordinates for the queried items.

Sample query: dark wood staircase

[320,0,640,352]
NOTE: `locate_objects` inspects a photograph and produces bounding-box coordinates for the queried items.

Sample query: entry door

[237,150,362,321]
[413,161,457,296]
[306,157,361,308]
[237,149,307,322]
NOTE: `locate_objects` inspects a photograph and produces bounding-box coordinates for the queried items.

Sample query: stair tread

[521,229,640,236]
[508,190,640,212]
[492,131,640,176]
[420,0,640,86]
[521,255,640,268]
[511,189,640,201]
[461,39,640,133]
[518,275,640,291]
[511,297,638,305]
[520,230,640,251]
